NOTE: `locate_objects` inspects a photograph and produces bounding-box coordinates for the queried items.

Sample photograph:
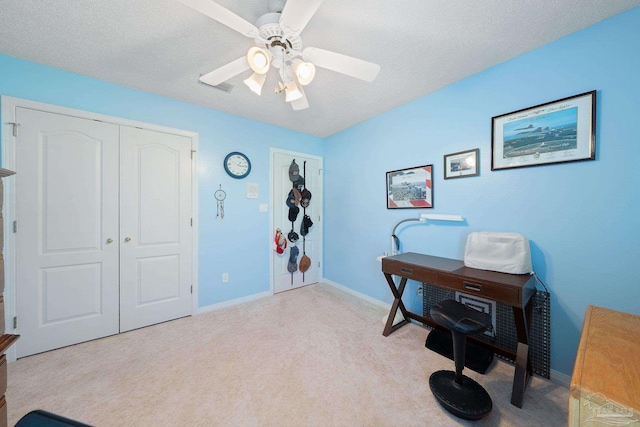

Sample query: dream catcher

[214,184,226,220]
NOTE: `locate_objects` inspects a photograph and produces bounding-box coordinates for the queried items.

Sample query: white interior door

[272,151,322,294]
[119,127,193,332]
[15,108,120,358]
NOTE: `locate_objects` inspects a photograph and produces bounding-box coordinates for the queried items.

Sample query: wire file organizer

[423,284,551,378]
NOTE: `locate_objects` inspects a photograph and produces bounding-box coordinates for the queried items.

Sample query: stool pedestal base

[429,370,492,421]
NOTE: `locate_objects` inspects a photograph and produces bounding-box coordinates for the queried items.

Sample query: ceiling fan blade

[303,47,380,82]
[291,85,309,110]
[199,57,250,86]
[177,0,259,38]
[280,0,324,36]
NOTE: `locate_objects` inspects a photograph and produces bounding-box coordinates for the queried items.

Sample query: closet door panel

[119,127,192,332]
[15,108,120,358]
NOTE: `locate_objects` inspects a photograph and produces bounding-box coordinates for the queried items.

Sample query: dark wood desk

[381,252,536,408]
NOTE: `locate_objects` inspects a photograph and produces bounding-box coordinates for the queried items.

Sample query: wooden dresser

[570,305,640,426]
[0,168,19,427]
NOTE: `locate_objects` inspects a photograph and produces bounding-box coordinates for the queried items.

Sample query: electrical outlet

[222,273,229,283]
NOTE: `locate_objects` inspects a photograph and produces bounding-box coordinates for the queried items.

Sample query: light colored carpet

[7,283,568,426]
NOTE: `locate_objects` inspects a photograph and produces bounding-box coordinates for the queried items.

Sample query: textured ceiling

[1,1,638,137]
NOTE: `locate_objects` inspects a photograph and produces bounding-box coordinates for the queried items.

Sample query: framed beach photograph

[491,90,596,171]
[444,149,479,179]
[386,164,433,209]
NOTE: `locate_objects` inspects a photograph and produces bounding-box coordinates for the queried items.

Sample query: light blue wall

[324,7,640,377]
[2,6,639,377]
[0,54,323,308]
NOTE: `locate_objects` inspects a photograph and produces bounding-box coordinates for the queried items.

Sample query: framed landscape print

[444,149,479,179]
[491,90,596,171]
[386,164,433,209]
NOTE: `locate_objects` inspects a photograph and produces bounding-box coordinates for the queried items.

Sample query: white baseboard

[550,369,571,387]
[322,279,391,310]
[322,278,571,388]
[196,291,271,315]
[322,279,408,325]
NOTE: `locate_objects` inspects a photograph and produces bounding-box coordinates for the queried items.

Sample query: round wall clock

[223,152,251,179]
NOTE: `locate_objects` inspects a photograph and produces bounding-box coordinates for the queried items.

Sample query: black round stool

[429,300,493,420]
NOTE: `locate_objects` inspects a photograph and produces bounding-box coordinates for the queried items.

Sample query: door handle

[106,238,113,244]
[124,237,132,243]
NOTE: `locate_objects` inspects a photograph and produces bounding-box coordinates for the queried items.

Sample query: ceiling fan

[177,0,381,110]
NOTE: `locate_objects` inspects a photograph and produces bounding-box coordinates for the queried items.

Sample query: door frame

[1,96,199,362]
[269,147,323,295]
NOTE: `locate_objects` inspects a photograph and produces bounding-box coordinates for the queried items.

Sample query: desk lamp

[390,213,463,255]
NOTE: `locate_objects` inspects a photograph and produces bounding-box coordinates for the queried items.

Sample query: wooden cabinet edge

[569,305,593,400]
[0,335,19,355]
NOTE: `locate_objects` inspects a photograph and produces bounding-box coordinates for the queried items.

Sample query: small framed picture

[491,90,596,171]
[444,149,479,179]
[386,164,433,209]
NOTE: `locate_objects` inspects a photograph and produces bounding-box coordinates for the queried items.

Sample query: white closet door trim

[1,96,200,361]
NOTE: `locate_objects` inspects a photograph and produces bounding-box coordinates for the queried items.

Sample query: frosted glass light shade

[244,72,266,95]
[293,59,316,85]
[247,47,271,74]
[285,80,303,102]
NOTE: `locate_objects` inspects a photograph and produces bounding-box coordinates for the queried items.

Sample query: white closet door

[272,151,322,294]
[119,127,192,332]
[15,108,120,358]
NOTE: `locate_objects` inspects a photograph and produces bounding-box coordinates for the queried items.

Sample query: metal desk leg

[382,273,410,336]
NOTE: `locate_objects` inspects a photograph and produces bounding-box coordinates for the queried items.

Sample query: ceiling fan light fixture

[292,59,315,85]
[244,72,267,95]
[285,80,303,102]
[291,85,309,111]
[247,47,271,74]
[182,0,381,111]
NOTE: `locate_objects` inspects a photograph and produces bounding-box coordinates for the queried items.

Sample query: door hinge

[317,262,320,268]
[13,317,17,329]
[13,220,17,233]
[190,285,193,294]
[191,150,196,159]
[190,218,193,227]
[7,122,19,137]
